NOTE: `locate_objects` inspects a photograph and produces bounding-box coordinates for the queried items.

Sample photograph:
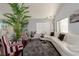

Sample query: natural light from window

[57,18,68,33]
[36,22,51,35]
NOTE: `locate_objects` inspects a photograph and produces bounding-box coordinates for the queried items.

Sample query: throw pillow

[50,32,54,36]
[58,33,65,41]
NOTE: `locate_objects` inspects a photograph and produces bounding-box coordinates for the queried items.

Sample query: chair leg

[21,50,23,56]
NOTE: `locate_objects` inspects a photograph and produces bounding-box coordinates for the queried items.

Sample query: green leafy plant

[3,3,31,41]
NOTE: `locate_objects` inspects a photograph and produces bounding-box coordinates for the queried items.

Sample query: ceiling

[0,3,61,19]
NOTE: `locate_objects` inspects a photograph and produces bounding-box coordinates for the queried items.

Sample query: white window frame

[57,18,69,33]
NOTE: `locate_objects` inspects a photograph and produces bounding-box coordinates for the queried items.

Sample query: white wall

[27,18,45,32]
[55,3,79,34]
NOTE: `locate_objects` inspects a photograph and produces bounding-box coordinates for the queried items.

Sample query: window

[57,18,68,33]
[36,22,51,34]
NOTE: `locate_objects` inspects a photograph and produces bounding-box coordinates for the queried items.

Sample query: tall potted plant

[3,3,31,41]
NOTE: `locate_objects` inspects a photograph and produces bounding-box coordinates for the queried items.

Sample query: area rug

[23,38,61,56]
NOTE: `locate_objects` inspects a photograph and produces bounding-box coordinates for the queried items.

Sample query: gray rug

[23,39,61,56]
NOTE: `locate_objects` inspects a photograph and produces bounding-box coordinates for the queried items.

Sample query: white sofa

[41,32,79,56]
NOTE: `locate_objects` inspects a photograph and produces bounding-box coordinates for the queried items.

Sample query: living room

[0,3,79,56]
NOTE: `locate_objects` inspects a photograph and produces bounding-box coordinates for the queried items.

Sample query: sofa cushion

[54,32,60,37]
[58,33,65,41]
[50,32,54,36]
[64,33,79,46]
